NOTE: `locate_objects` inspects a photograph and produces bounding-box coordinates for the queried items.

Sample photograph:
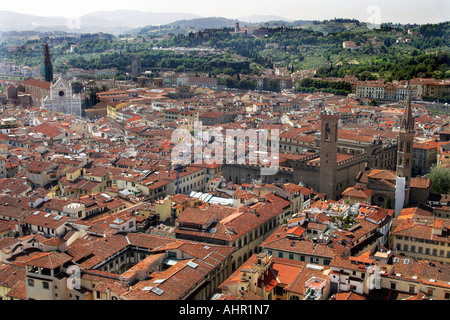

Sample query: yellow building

[154,196,173,221]
[410,78,450,100]
[107,101,128,120]
[66,166,84,182]
[0,220,16,239]
[392,218,449,264]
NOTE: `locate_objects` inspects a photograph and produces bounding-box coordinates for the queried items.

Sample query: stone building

[319,109,339,200]
[22,78,51,107]
[42,78,82,116]
[223,109,368,201]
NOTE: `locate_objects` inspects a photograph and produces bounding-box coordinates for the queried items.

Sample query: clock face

[59,90,65,97]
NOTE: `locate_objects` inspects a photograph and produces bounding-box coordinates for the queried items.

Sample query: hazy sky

[3,0,449,24]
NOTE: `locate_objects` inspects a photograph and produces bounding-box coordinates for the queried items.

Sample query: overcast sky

[2,0,449,24]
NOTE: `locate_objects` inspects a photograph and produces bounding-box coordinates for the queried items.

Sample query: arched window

[324,123,331,140]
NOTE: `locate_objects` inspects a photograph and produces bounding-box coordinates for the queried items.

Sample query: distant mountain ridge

[0,10,202,33]
[165,17,239,29]
[139,16,313,32]
[237,15,293,23]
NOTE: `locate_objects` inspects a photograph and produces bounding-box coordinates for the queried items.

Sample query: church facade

[42,78,82,116]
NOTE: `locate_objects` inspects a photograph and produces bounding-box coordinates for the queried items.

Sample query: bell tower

[396,90,414,206]
[42,43,53,83]
[320,109,339,200]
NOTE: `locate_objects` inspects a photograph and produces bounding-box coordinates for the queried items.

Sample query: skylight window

[151,287,164,295]
[153,279,165,284]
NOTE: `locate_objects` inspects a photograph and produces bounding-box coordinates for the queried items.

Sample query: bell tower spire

[396,88,414,209]
[401,90,414,133]
[43,43,53,83]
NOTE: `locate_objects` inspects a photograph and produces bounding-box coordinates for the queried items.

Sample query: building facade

[42,78,82,116]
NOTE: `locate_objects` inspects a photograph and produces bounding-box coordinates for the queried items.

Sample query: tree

[358,71,377,81]
[384,196,392,209]
[175,65,186,73]
[237,77,256,90]
[87,86,102,106]
[71,81,83,94]
[427,165,450,194]
[223,67,236,76]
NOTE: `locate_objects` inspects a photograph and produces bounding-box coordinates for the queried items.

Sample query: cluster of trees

[417,22,449,39]
[219,74,256,90]
[330,214,357,229]
[316,51,449,81]
[295,77,352,95]
[423,93,450,104]
[388,51,449,80]
[65,50,254,76]
[427,165,450,194]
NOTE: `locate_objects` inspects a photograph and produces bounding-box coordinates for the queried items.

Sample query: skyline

[1,0,449,25]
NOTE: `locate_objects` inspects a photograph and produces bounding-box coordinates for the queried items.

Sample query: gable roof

[24,251,72,269]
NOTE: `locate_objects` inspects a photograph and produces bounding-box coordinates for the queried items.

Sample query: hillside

[165,17,239,30]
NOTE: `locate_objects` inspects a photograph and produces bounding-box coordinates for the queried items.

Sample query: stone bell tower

[42,43,53,83]
[319,109,339,200]
[396,90,414,207]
